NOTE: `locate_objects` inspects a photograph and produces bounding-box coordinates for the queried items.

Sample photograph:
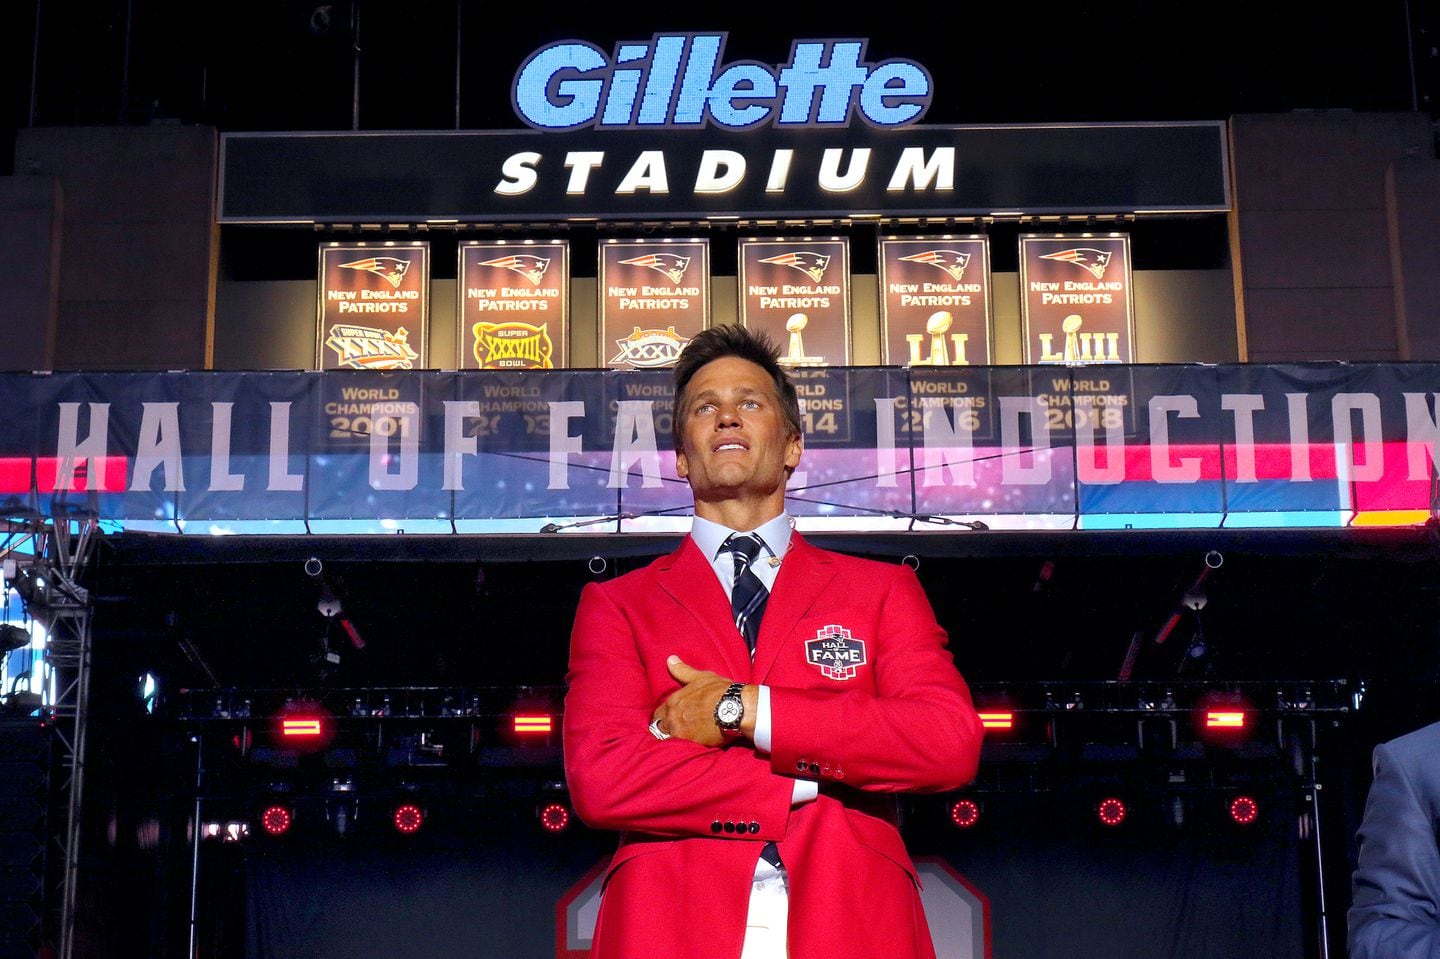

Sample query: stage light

[513,714,554,735]
[274,700,333,751]
[0,623,29,653]
[539,802,571,834]
[282,718,323,737]
[1096,797,1127,827]
[393,803,424,834]
[1205,710,1246,730]
[978,711,1014,731]
[202,821,250,842]
[1228,795,1259,826]
[260,805,293,836]
[948,798,982,829]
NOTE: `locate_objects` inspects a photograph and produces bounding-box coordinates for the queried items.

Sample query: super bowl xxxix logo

[611,326,690,368]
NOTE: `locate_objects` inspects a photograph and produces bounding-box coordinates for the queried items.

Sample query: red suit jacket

[564,533,983,959]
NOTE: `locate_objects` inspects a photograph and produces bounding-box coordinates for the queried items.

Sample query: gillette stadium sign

[511,34,931,130]
[218,33,1230,223]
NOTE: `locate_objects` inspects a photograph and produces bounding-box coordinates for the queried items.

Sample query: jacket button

[748,821,760,834]
[796,760,808,772]
[711,820,723,834]
[821,763,832,777]
[833,767,845,780]
[808,762,821,775]
[724,821,736,833]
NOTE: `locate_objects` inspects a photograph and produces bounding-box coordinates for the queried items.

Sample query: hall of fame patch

[805,625,868,681]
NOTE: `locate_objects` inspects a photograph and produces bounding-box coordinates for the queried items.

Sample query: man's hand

[651,656,757,747]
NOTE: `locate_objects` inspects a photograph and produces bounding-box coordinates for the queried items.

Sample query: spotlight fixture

[539,802,571,834]
[260,805,293,836]
[1228,795,1259,826]
[1096,797,1127,827]
[393,803,425,834]
[948,798,982,829]
[0,624,29,653]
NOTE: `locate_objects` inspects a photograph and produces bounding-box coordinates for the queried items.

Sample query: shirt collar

[691,512,793,562]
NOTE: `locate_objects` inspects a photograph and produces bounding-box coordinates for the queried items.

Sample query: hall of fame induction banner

[739,238,851,368]
[879,237,992,366]
[1019,234,1134,366]
[599,239,710,370]
[458,240,568,370]
[316,241,429,371]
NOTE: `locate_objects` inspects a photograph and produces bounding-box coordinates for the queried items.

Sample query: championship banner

[739,238,851,368]
[1020,234,1134,366]
[598,240,709,370]
[879,237,992,366]
[458,240,568,370]
[317,242,430,371]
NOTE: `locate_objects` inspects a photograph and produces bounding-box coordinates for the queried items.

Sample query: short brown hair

[671,325,802,453]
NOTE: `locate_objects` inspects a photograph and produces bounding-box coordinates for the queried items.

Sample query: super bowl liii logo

[805,626,867,681]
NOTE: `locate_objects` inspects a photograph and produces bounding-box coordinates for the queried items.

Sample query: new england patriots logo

[759,251,830,284]
[1039,248,1112,280]
[477,254,550,286]
[338,256,411,289]
[618,252,691,285]
[898,249,971,282]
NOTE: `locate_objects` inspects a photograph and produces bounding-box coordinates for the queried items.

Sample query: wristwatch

[714,682,746,737]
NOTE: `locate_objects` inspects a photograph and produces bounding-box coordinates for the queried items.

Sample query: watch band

[714,682,746,737]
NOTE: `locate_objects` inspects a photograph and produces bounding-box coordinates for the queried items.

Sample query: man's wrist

[739,684,759,739]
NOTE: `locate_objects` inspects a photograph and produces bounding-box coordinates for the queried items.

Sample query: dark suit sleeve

[1349,740,1440,959]
[563,581,796,838]
[767,563,983,793]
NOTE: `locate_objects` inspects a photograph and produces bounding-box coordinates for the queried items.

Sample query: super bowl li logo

[896,249,975,366]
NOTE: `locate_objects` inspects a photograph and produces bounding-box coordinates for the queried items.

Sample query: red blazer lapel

[753,533,836,684]
[655,537,753,680]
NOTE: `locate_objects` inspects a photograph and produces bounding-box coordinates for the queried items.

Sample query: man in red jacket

[564,324,983,959]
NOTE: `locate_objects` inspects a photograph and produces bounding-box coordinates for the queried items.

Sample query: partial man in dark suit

[563,324,983,959]
[1349,719,1440,959]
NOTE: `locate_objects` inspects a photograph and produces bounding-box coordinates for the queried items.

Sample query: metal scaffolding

[2,514,99,959]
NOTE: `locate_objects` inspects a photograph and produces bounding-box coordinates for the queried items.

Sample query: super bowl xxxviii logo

[325,325,420,370]
[473,321,553,369]
[611,326,689,368]
[1039,248,1111,280]
[804,625,867,681]
[759,251,830,283]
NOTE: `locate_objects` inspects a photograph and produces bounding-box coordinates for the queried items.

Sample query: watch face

[716,698,743,726]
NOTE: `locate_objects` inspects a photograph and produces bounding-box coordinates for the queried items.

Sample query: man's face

[675,356,802,507]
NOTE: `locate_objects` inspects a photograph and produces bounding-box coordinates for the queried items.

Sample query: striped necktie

[723,533,768,653]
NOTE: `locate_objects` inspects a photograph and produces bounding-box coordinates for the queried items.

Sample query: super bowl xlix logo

[805,625,867,681]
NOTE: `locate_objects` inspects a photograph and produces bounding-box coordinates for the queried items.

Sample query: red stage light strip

[281,718,324,737]
[1205,710,1246,729]
[978,711,1014,730]
[514,715,553,734]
